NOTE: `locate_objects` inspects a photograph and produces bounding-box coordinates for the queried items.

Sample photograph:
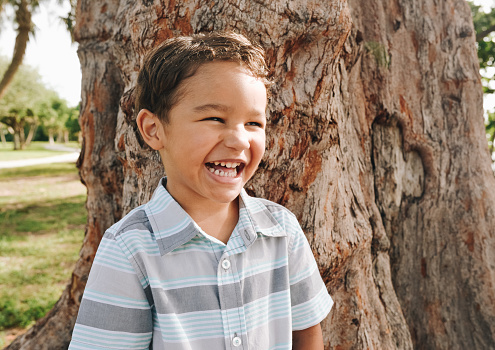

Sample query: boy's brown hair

[135,31,271,123]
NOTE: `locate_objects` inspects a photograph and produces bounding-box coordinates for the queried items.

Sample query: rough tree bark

[7,0,495,349]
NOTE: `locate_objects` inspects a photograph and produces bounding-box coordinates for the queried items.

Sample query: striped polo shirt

[69,178,333,349]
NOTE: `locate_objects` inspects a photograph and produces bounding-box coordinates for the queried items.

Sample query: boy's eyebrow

[193,103,266,117]
[193,103,230,113]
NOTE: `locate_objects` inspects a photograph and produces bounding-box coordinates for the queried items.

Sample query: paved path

[0,145,80,169]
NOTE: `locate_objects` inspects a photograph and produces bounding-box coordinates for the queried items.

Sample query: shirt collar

[145,178,286,256]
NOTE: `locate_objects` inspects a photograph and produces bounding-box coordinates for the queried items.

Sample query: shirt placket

[218,250,248,349]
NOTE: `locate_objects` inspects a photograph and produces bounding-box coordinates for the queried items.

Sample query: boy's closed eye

[246,121,264,128]
[201,117,224,122]
[200,117,265,128]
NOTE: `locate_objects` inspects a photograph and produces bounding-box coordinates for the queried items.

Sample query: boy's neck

[166,183,240,244]
[191,198,239,244]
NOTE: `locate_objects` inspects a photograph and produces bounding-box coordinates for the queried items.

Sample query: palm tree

[0,0,34,100]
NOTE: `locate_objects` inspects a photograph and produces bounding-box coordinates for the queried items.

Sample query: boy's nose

[224,127,250,150]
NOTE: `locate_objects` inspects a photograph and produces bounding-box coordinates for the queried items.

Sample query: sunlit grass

[0,163,86,347]
[0,141,79,161]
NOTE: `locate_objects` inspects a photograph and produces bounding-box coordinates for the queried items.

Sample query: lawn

[0,141,79,161]
[0,162,86,348]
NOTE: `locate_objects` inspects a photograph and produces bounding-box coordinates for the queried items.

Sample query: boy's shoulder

[250,196,296,221]
[240,191,301,234]
[106,204,153,238]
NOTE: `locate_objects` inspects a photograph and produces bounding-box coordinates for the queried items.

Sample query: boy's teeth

[207,164,237,177]
[210,162,241,168]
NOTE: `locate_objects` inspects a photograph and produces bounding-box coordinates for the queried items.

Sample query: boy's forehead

[182,61,256,85]
[175,61,267,104]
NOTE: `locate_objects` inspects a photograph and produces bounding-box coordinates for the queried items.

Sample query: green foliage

[468,1,495,166]
[365,41,390,68]
[38,94,79,140]
[65,104,80,140]
[469,1,495,94]
[487,110,495,155]
[0,56,79,148]
[0,56,47,117]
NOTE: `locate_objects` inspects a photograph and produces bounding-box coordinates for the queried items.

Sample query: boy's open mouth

[205,161,244,178]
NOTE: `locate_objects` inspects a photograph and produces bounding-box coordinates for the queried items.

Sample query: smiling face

[158,61,267,210]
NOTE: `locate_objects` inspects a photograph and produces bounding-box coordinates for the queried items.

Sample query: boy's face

[158,61,267,208]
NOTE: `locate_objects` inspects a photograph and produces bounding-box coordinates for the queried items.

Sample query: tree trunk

[48,130,55,145]
[8,0,495,349]
[13,130,20,151]
[24,123,37,147]
[57,130,63,143]
[0,0,31,100]
[18,120,26,150]
[0,125,6,146]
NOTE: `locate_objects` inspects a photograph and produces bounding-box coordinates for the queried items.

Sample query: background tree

[64,103,80,142]
[7,0,495,349]
[0,123,7,145]
[0,56,44,149]
[38,95,78,144]
[0,0,75,100]
[0,56,72,149]
[0,0,33,100]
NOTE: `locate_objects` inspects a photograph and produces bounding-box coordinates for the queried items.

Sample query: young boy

[69,32,333,350]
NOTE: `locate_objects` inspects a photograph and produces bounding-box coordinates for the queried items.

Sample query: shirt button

[232,336,242,347]
[221,259,231,270]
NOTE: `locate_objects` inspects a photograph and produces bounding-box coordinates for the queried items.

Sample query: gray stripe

[219,281,240,310]
[102,231,115,239]
[156,222,198,255]
[116,209,152,236]
[144,285,154,308]
[76,299,152,333]
[151,267,290,315]
[153,284,220,314]
[290,269,324,306]
[242,266,289,304]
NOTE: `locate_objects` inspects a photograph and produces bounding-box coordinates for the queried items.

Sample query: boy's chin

[208,189,242,205]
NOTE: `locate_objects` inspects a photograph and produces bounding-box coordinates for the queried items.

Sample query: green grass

[0,162,78,181]
[0,141,79,161]
[0,162,86,347]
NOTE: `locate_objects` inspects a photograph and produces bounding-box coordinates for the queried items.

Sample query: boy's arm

[69,231,153,349]
[286,214,333,348]
[292,323,324,349]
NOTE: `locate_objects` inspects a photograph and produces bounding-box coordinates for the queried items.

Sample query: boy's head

[135,32,270,209]
[135,31,271,123]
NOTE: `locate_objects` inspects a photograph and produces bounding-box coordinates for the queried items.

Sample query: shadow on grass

[0,195,86,241]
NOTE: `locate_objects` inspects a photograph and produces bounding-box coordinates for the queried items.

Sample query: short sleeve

[69,231,153,349]
[288,221,333,331]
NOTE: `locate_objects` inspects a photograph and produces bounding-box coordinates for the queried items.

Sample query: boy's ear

[136,109,166,150]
